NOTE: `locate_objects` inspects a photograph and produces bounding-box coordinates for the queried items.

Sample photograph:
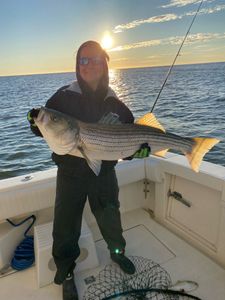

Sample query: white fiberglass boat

[0,153,225,300]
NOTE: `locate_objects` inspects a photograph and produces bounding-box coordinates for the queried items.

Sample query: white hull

[0,153,225,299]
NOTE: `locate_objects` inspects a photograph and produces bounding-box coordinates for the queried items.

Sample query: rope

[6,215,36,271]
[151,0,204,113]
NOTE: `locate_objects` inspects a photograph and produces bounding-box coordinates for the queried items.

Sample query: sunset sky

[1,0,225,76]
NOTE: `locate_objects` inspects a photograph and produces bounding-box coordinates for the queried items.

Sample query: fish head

[34,107,79,155]
[35,107,75,133]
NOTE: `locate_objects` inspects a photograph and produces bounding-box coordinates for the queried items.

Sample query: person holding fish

[27,41,151,300]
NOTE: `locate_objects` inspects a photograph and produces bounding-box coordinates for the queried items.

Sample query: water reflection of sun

[109,69,116,80]
[109,69,125,100]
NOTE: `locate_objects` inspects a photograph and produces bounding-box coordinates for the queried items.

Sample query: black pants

[52,166,126,284]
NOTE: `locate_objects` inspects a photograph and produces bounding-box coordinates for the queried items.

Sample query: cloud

[185,4,225,16]
[164,32,225,46]
[113,14,180,33]
[109,40,162,52]
[161,0,214,8]
[147,55,160,59]
[109,32,225,52]
[177,32,225,44]
[194,45,225,52]
[111,57,129,62]
[112,3,225,33]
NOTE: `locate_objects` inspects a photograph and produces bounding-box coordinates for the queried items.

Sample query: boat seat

[34,218,99,288]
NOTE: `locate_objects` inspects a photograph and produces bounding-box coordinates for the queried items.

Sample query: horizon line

[1,60,224,78]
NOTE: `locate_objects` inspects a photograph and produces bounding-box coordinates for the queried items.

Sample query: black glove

[27,108,43,137]
[27,108,40,127]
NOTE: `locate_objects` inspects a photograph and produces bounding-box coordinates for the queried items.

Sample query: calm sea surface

[0,62,224,180]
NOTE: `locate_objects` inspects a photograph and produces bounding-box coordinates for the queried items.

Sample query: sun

[101,33,113,50]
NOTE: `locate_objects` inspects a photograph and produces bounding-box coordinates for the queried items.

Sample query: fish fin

[77,146,102,176]
[98,112,121,124]
[154,149,169,157]
[87,159,102,176]
[185,137,219,172]
[135,112,165,132]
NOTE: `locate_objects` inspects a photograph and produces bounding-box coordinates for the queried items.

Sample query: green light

[115,248,120,254]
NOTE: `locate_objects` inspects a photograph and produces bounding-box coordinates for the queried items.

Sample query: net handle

[102,287,202,300]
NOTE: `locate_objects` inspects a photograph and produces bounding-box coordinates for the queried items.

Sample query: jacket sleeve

[27,109,43,137]
[45,87,67,110]
[118,102,134,124]
[104,96,135,124]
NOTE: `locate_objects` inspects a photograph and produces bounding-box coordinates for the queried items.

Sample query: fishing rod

[151,0,204,113]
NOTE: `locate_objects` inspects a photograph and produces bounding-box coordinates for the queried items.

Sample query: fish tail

[185,137,219,172]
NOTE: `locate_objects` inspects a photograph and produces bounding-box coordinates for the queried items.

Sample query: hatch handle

[168,189,192,208]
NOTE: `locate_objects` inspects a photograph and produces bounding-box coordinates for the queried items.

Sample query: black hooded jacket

[31,81,134,175]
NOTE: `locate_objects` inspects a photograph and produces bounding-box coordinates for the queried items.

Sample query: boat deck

[1,208,225,300]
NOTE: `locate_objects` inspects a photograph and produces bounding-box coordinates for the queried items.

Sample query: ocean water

[0,62,224,180]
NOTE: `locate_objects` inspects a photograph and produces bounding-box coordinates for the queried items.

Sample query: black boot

[111,251,136,275]
[62,273,79,300]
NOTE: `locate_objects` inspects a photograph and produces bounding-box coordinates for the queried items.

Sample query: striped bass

[34,107,219,175]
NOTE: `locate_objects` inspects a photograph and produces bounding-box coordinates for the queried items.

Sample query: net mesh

[83,256,172,300]
[83,256,200,300]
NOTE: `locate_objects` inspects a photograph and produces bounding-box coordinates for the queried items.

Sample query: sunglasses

[79,56,104,65]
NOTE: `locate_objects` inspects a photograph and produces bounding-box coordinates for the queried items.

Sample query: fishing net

[83,256,201,300]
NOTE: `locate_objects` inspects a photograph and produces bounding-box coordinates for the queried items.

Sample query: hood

[75,40,110,100]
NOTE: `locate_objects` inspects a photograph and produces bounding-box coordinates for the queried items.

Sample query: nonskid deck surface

[0,208,225,300]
